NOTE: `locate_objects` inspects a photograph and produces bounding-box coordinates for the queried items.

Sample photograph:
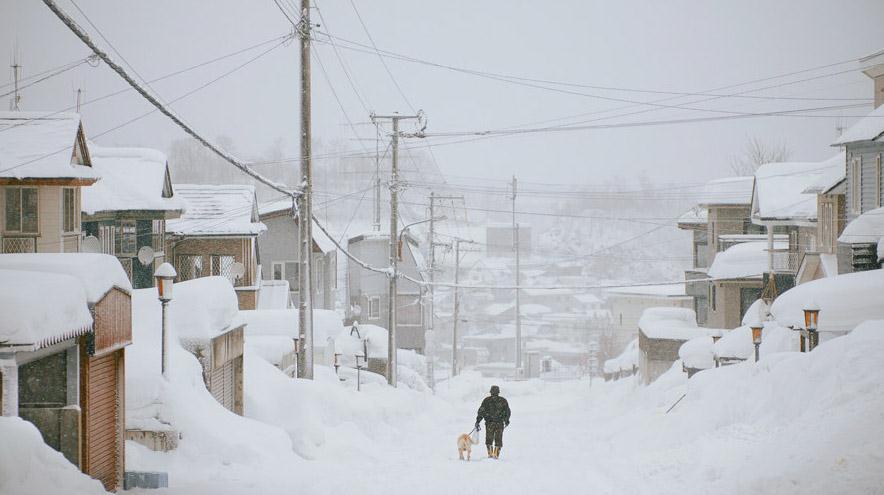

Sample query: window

[851,157,862,213]
[119,220,136,254]
[272,262,284,281]
[62,188,76,232]
[177,254,203,281]
[710,284,717,312]
[368,296,380,319]
[99,225,115,255]
[211,255,237,285]
[4,187,38,233]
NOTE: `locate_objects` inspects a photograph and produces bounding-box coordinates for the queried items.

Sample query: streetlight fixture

[154,263,177,378]
[398,216,446,261]
[803,301,821,351]
[355,353,365,392]
[333,352,342,377]
[747,314,763,363]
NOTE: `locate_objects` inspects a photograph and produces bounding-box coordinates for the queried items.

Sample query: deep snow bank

[0,417,107,495]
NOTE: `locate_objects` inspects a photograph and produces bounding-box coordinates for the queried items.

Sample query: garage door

[82,350,123,492]
[208,360,235,412]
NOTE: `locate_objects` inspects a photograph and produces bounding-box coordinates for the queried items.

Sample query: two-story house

[257,198,338,310]
[347,230,428,353]
[81,145,185,288]
[832,51,884,272]
[0,112,99,253]
[165,184,266,310]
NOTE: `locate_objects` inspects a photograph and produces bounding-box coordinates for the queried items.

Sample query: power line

[39,0,297,197]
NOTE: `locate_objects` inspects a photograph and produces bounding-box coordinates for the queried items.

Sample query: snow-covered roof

[771,269,884,333]
[574,293,603,305]
[258,199,337,254]
[81,145,185,215]
[838,207,884,244]
[0,253,132,302]
[169,276,244,342]
[679,336,715,369]
[246,335,295,366]
[0,269,92,349]
[616,338,638,371]
[707,240,787,280]
[753,158,842,223]
[604,283,688,298]
[334,324,388,359]
[240,309,298,338]
[257,280,292,310]
[832,103,884,145]
[677,206,708,226]
[638,307,715,341]
[166,184,266,236]
[712,325,754,360]
[0,111,100,181]
[802,153,846,194]
[697,176,754,206]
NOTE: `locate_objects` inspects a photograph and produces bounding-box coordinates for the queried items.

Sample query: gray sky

[3,0,883,188]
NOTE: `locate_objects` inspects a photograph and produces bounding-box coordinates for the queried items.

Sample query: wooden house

[636,308,719,385]
[165,184,266,310]
[602,284,692,358]
[81,145,185,288]
[796,155,847,284]
[831,51,884,272]
[0,253,133,492]
[257,199,338,310]
[0,112,99,254]
[347,231,428,353]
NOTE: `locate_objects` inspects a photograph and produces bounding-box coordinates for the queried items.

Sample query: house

[677,176,756,326]
[0,112,100,254]
[0,253,132,492]
[166,184,266,310]
[636,308,719,385]
[796,154,848,284]
[257,199,338,310]
[166,276,246,415]
[602,283,692,361]
[706,240,787,329]
[81,145,185,288]
[751,158,844,295]
[347,231,427,352]
[831,52,884,271]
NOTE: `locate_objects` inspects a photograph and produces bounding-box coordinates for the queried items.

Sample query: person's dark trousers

[485,422,504,449]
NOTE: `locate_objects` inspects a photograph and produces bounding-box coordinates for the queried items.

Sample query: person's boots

[492,446,500,459]
[487,445,494,458]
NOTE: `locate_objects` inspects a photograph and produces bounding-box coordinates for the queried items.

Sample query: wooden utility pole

[296,0,314,379]
[371,113,420,386]
[512,176,522,371]
[9,59,21,111]
[451,237,477,377]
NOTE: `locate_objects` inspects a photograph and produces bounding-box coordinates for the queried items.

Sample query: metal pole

[388,117,400,387]
[452,239,461,377]
[513,176,522,371]
[427,192,436,388]
[296,0,314,379]
[754,342,760,363]
[161,300,169,378]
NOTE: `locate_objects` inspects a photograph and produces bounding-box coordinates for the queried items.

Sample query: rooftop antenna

[9,48,22,111]
[76,88,83,113]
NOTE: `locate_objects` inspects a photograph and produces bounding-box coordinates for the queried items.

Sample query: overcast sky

[3,0,883,189]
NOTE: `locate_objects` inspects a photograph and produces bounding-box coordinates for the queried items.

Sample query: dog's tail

[469,431,480,445]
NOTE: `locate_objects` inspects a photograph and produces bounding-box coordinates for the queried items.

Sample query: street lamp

[154,263,177,378]
[803,301,821,351]
[398,216,446,260]
[747,314,763,363]
[333,352,342,377]
[355,353,366,392]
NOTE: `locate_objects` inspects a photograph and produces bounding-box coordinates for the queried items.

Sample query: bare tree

[730,137,790,176]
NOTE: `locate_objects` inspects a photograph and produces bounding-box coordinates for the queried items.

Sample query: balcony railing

[771,250,800,273]
[2,236,37,253]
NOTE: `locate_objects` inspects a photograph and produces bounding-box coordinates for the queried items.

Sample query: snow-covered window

[118,220,136,255]
[368,296,380,319]
[62,188,77,233]
[211,255,237,285]
[4,187,38,233]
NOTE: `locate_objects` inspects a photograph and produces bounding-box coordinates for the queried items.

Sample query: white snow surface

[638,307,714,340]
[0,269,92,348]
[697,176,754,206]
[713,325,755,360]
[81,144,184,214]
[677,205,707,226]
[0,111,100,180]
[753,158,841,221]
[0,417,108,495]
[771,269,884,333]
[165,276,243,342]
[679,336,715,369]
[0,253,131,303]
[256,280,292,309]
[166,184,266,236]
[707,240,787,280]
[832,102,884,144]
[240,309,298,337]
[838,206,884,244]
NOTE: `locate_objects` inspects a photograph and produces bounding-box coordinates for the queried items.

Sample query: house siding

[846,144,884,221]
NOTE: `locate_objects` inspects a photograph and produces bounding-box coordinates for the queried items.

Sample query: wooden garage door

[82,349,123,492]
[208,360,235,412]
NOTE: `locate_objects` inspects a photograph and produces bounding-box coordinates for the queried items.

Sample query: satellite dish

[80,235,101,253]
[137,246,155,266]
[230,261,246,279]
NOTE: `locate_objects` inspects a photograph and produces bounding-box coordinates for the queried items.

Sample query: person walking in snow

[475,385,510,459]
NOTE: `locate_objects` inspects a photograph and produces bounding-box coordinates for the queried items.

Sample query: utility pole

[451,237,477,377]
[9,58,21,111]
[427,191,436,388]
[296,0,314,380]
[512,175,522,371]
[373,123,382,231]
[371,113,421,386]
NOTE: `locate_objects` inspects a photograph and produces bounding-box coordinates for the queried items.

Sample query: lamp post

[154,263,177,379]
[333,352,342,377]
[747,314,763,363]
[355,353,365,392]
[803,301,820,351]
[398,216,446,261]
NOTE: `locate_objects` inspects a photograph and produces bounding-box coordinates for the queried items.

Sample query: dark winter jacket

[476,395,511,425]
